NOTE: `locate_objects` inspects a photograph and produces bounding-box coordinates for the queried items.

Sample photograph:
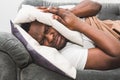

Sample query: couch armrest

[0,32,32,68]
[0,51,17,80]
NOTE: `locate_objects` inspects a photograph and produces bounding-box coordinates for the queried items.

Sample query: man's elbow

[108,47,120,57]
[94,1,102,13]
[90,1,102,15]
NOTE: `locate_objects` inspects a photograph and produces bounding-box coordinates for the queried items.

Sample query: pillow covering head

[10,21,76,79]
[13,5,84,46]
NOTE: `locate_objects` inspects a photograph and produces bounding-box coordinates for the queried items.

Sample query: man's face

[28,21,67,50]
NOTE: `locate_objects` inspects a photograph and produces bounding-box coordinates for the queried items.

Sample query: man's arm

[47,7,120,57]
[47,7,120,70]
[38,0,101,17]
[70,0,102,17]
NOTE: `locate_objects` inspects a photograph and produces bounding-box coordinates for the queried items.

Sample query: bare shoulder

[85,48,120,70]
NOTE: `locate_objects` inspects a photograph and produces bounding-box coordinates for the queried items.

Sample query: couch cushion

[21,63,73,80]
[21,63,120,80]
[0,32,32,68]
[76,68,120,80]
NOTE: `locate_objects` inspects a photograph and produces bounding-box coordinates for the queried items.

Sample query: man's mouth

[55,35,61,47]
[51,34,67,50]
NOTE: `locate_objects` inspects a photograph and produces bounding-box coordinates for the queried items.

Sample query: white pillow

[13,5,83,46]
[11,21,76,79]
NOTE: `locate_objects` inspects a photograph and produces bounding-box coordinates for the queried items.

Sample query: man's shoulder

[60,42,85,52]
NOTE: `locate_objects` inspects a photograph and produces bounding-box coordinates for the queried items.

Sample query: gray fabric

[76,69,120,80]
[0,32,32,68]
[21,64,73,80]
[98,3,120,20]
[21,0,78,6]
[0,51,16,80]
[19,0,79,9]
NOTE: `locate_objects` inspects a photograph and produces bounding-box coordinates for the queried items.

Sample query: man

[21,0,120,70]
[22,0,101,50]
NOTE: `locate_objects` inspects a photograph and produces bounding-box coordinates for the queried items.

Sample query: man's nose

[45,33,54,43]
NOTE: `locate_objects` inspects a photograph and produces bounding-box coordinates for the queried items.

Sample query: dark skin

[70,0,101,17]
[28,21,67,50]
[29,0,101,50]
[45,7,120,70]
[28,0,120,70]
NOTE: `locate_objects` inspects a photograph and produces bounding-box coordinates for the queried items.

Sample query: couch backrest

[20,0,120,20]
[97,3,120,20]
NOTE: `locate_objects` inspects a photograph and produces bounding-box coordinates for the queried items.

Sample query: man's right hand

[46,7,82,31]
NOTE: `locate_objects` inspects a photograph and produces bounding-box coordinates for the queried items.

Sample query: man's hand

[46,7,81,31]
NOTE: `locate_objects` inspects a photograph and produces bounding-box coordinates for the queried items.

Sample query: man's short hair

[21,22,31,32]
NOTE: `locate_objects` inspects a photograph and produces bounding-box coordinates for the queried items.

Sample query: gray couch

[0,1,120,80]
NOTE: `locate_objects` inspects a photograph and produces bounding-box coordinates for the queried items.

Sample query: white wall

[0,0,24,33]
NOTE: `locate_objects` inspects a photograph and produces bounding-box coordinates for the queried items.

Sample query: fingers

[37,6,69,19]
[48,7,69,19]
[48,7,60,15]
[53,14,67,26]
[37,6,70,26]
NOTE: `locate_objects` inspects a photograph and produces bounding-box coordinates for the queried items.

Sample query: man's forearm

[70,0,102,17]
[74,19,120,57]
